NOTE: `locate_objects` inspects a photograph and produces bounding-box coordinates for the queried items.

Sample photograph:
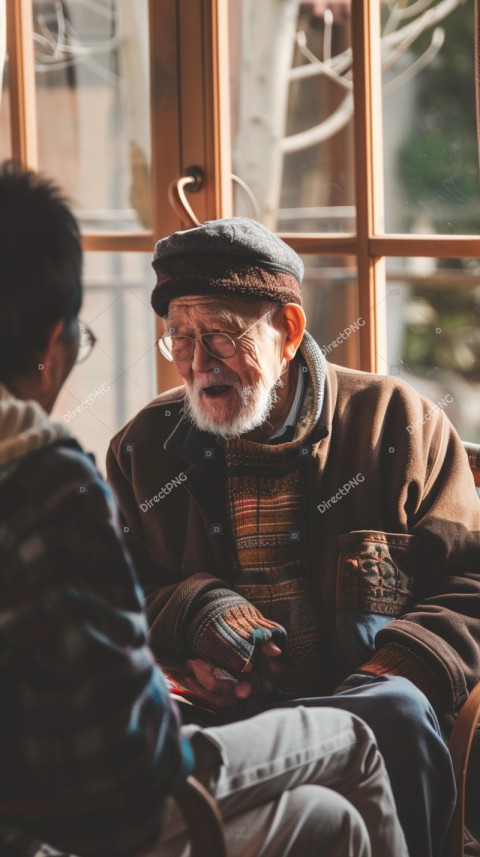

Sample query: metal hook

[168,166,205,228]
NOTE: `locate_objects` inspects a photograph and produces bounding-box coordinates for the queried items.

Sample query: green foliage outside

[395,0,480,382]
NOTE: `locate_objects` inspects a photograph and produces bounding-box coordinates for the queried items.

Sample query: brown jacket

[107,350,480,717]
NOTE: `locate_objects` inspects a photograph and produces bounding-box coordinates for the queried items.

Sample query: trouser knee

[280,785,370,857]
[362,676,439,746]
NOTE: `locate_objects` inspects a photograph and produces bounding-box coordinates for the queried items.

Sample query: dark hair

[0,160,82,382]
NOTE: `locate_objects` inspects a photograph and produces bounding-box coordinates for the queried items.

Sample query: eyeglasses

[76,320,97,364]
[157,310,274,364]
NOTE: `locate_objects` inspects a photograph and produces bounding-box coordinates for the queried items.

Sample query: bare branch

[384,26,445,94]
[280,92,353,154]
[383,0,434,36]
[294,31,352,90]
[323,8,333,63]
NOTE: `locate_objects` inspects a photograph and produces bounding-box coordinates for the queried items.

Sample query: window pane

[52,252,156,472]
[228,0,354,232]
[33,0,151,233]
[0,6,11,161]
[301,256,360,367]
[381,0,480,235]
[386,257,480,442]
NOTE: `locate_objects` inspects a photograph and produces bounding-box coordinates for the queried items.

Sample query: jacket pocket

[336,530,417,665]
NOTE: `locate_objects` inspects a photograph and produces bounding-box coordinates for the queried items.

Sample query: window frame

[6,0,480,384]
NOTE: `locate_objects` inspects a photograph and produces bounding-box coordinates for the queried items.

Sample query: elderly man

[0,167,410,857]
[107,217,480,857]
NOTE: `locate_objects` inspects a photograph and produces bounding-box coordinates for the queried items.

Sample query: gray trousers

[147,706,408,857]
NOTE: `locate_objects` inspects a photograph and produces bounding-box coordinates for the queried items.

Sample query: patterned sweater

[178,335,328,699]
[224,435,323,696]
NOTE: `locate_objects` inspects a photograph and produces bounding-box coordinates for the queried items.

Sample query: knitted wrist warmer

[359,642,444,711]
[186,587,287,674]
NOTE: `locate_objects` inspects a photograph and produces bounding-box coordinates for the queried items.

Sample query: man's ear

[280,304,306,361]
[38,319,67,390]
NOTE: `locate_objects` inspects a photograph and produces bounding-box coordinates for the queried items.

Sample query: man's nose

[191,339,219,373]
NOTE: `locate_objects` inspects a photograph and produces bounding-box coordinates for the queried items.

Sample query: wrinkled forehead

[166,295,264,327]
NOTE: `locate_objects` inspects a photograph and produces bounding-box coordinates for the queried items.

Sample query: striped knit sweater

[224,434,324,697]
[186,334,329,697]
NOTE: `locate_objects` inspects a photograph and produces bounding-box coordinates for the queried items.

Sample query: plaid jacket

[0,437,192,857]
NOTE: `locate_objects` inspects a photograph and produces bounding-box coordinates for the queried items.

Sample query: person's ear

[279,304,306,362]
[38,319,68,391]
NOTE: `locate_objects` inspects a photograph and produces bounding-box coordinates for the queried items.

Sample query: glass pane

[0,5,11,161]
[381,0,480,235]
[52,252,156,472]
[386,257,480,442]
[33,0,151,233]
[301,256,360,367]
[228,0,354,232]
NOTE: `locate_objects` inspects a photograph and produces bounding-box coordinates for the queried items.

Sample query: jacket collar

[163,416,227,524]
[164,415,225,466]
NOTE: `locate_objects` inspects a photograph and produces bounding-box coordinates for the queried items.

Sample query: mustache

[191,374,240,392]
[187,373,255,410]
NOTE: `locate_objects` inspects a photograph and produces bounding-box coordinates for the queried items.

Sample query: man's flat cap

[151,217,303,315]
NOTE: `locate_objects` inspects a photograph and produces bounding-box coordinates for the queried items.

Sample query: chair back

[442,441,480,857]
[463,441,480,495]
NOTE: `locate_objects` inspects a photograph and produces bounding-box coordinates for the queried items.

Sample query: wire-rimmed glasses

[157,309,274,364]
[76,321,97,364]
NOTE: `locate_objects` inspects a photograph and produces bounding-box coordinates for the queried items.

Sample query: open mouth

[201,384,233,398]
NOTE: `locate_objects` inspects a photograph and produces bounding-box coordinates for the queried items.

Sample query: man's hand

[188,593,287,677]
[186,640,285,708]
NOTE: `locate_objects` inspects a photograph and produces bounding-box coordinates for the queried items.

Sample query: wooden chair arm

[173,775,227,857]
[442,680,480,857]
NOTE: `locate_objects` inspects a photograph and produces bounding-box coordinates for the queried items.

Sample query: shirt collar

[268,357,306,442]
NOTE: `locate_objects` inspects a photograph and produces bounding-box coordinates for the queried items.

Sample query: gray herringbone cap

[151,217,303,316]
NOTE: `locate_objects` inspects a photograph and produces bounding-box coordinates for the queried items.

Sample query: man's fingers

[260,640,283,658]
[185,649,278,700]
[186,658,217,691]
[212,666,239,684]
[186,659,253,699]
[182,675,241,709]
[233,682,252,699]
[211,671,252,699]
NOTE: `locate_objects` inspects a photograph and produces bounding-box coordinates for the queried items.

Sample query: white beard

[183,373,283,439]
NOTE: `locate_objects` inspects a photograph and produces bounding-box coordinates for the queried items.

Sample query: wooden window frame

[6,0,480,383]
